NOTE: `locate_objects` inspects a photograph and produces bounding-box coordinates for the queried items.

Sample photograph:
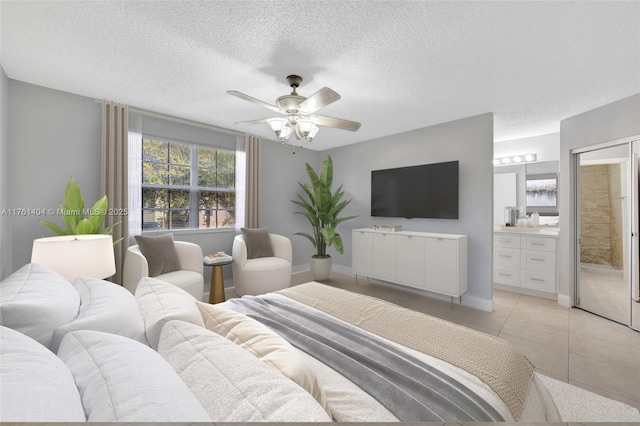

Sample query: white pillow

[0,326,85,422]
[50,277,147,352]
[0,263,80,348]
[135,277,204,349]
[197,301,331,415]
[158,320,332,422]
[57,329,210,422]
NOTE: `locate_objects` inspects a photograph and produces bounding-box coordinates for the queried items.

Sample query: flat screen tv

[371,161,459,219]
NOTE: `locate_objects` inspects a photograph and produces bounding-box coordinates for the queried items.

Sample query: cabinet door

[352,230,373,275]
[372,233,397,281]
[396,234,425,288]
[424,238,459,296]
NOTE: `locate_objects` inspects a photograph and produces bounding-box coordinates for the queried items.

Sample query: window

[141,137,235,231]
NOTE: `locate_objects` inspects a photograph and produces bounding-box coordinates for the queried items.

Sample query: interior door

[575,143,632,325]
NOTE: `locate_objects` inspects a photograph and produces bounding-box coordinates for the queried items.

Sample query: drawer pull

[499,273,512,277]
[530,278,545,282]
[531,258,545,261]
[499,254,512,258]
[531,242,545,246]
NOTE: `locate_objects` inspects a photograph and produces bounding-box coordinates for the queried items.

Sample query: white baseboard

[292,263,310,274]
[557,293,572,308]
[332,264,352,275]
[493,283,557,300]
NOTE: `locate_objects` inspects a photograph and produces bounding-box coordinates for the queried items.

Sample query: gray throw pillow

[135,234,181,277]
[241,228,274,259]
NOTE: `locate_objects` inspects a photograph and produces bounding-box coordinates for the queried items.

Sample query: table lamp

[31,234,116,283]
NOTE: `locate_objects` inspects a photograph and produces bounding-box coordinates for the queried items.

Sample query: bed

[2,265,638,423]
[210,281,560,423]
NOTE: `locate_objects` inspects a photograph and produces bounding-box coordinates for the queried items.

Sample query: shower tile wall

[580,164,623,268]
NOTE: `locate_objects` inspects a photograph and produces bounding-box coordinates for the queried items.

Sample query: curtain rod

[95,99,246,137]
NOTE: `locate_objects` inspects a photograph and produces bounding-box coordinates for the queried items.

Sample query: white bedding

[218,289,566,423]
[219,293,561,423]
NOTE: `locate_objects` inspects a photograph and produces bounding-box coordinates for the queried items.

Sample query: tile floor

[284,271,640,410]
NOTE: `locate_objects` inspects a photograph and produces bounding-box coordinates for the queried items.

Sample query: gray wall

[0,65,10,279]
[259,139,320,269]
[5,79,494,308]
[8,80,102,272]
[558,93,640,303]
[4,79,321,289]
[326,113,495,305]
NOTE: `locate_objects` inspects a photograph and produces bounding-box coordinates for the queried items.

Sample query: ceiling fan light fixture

[228,74,360,148]
[297,119,319,143]
[267,117,292,142]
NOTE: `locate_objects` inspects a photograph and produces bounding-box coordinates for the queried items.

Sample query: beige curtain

[244,135,261,228]
[101,101,129,284]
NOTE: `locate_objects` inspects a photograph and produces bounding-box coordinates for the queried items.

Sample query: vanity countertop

[494,227,559,237]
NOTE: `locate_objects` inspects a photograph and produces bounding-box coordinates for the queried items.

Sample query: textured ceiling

[1,1,639,151]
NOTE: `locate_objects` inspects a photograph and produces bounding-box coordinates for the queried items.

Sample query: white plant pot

[310,256,332,281]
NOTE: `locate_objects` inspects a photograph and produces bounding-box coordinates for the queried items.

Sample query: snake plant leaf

[40,220,65,236]
[75,219,95,234]
[88,196,108,231]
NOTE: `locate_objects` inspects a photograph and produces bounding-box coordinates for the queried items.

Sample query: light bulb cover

[267,118,292,142]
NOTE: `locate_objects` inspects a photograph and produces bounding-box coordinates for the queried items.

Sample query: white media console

[351,228,468,298]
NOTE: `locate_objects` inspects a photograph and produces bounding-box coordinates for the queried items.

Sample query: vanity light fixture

[493,153,537,167]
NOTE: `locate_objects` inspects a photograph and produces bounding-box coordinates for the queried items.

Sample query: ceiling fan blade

[309,115,361,132]
[298,87,341,114]
[227,90,282,113]
[234,118,271,125]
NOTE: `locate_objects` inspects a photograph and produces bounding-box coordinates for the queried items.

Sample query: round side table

[204,257,233,304]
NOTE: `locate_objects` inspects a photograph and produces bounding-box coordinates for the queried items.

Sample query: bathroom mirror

[494,160,559,226]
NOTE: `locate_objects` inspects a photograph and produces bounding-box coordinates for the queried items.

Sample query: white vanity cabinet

[352,229,468,298]
[493,231,558,295]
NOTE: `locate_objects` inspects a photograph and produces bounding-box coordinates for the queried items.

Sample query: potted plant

[292,155,356,280]
[40,178,121,244]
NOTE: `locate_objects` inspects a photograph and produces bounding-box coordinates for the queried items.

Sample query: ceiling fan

[227,75,361,146]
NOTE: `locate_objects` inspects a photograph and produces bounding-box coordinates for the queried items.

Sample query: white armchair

[122,241,204,300]
[232,234,292,296]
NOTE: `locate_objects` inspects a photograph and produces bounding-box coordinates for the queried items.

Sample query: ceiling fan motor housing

[276,95,306,115]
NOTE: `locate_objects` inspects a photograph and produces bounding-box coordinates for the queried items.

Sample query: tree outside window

[142,138,235,231]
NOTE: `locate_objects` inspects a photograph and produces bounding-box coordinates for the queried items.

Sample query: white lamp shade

[31,235,116,283]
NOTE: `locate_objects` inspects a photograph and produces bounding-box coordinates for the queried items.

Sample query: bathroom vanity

[493,228,559,297]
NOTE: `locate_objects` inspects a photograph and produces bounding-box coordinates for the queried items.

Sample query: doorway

[574,139,640,330]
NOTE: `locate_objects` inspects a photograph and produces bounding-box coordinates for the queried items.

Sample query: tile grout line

[496,292,520,336]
